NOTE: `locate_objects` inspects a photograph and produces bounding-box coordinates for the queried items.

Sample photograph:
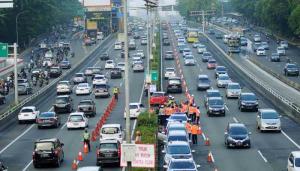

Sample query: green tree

[289,4,300,36]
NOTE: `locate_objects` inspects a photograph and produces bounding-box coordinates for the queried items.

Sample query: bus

[227,34,241,53]
[187,29,199,43]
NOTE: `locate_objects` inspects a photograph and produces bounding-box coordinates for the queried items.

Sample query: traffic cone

[83,143,89,154]
[71,159,78,170]
[207,151,213,163]
[205,137,210,146]
[77,151,83,161]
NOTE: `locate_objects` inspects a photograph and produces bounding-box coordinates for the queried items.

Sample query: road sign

[121,143,137,162]
[0,0,13,8]
[0,43,8,57]
[151,70,158,81]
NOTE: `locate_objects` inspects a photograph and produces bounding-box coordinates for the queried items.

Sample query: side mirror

[191,150,195,153]
[248,132,252,135]
[161,150,166,153]
[163,165,168,169]
[196,164,201,168]
[224,132,228,135]
[257,115,260,118]
[279,115,282,118]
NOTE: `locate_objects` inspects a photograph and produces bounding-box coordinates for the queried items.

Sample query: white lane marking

[210,151,215,163]
[233,117,238,123]
[22,160,33,171]
[257,150,268,163]
[0,106,53,154]
[281,130,300,149]
[201,132,206,141]
[225,105,229,111]
[60,122,67,130]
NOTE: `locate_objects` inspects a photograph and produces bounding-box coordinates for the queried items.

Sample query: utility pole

[13,43,18,105]
[202,10,205,33]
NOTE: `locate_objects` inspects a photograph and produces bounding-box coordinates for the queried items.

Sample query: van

[97,32,103,40]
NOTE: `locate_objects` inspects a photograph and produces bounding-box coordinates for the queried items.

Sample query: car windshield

[18,85,26,90]
[58,82,68,86]
[78,84,88,88]
[55,97,67,104]
[95,84,107,89]
[35,142,54,151]
[166,51,173,55]
[75,73,83,77]
[118,63,125,67]
[287,64,297,69]
[166,68,175,72]
[209,99,223,105]
[170,161,195,169]
[217,67,226,72]
[203,53,211,57]
[168,135,187,142]
[228,84,240,89]
[262,111,279,119]
[61,61,69,64]
[50,68,59,72]
[69,115,83,122]
[167,145,190,154]
[102,127,120,134]
[169,79,181,85]
[199,78,209,83]
[39,112,55,117]
[207,91,221,97]
[229,126,248,135]
[100,143,117,149]
[21,108,33,113]
[295,158,300,167]
[92,68,101,73]
[219,75,230,80]
[208,60,216,64]
[152,93,164,97]
[170,115,187,121]
[130,105,139,109]
[95,76,104,79]
[79,101,92,106]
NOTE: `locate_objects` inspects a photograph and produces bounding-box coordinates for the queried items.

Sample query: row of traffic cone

[72,143,89,170]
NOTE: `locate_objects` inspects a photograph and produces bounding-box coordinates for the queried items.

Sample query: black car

[270,53,280,62]
[225,123,251,148]
[59,60,71,69]
[49,67,62,78]
[204,89,221,107]
[163,39,170,46]
[110,68,122,79]
[100,53,109,61]
[167,77,182,93]
[202,52,212,62]
[133,34,140,39]
[77,99,96,117]
[36,112,61,128]
[96,139,120,166]
[215,66,227,78]
[238,93,258,112]
[284,63,299,76]
[53,95,73,113]
[206,97,225,116]
[33,138,64,168]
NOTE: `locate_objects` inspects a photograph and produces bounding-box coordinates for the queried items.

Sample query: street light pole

[16,11,28,46]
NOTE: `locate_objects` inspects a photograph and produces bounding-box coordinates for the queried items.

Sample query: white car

[117,62,125,71]
[253,34,261,42]
[92,74,108,85]
[257,109,281,132]
[164,68,176,79]
[192,42,201,48]
[18,106,40,123]
[104,60,115,69]
[45,51,53,58]
[184,55,196,65]
[277,46,286,56]
[57,81,72,94]
[100,124,123,143]
[226,82,241,98]
[217,74,232,88]
[67,112,88,129]
[141,38,147,45]
[124,103,146,118]
[75,83,92,95]
[133,62,144,72]
[136,50,145,58]
[132,56,142,66]
[256,47,266,56]
[42,58,53,67]
[182,48,192,57]
[280,40,289,49]
[197,44,207,54]
[287,151,300,171]
[114,42,122,50]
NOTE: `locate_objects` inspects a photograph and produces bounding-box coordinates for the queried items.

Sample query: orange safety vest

[188,106,196,114]
[191,125,202,135]
[165,108,174,116]
[185,123,192,133]
[181,104,188,113]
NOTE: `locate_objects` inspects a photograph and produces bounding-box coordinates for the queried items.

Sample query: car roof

[129,102,141,105]
[241,92,255,96]
[198,74,209,78]
[208,97,223,100]
[77,166,102,171]
[229,123,246,128]
[70,112,85,116]
[102,124,121,128]
[168,130,187,136]
[227,82,240,86]
[79,99,93,102]
[207,89,220,93]
[259,108,277,113]
[59,81,70,83]
[100,139,119,144]
[167,141,190,146]
[21,106,36,110]
[291,151,300,158]
[36,138,58,143]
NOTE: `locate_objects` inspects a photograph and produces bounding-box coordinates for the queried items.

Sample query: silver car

[257,109,281,132]
[217,74,232,88]
[162,141,194,165]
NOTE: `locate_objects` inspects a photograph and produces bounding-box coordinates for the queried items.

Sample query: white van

[97,32,103,40]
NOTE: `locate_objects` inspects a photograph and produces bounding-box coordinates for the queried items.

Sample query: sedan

[238,93,258,112]
[257,109,281,132]
[165,158,200,171]
[18,106,40,123]
[197,74,211,90]
[284,63,299,76]
[72,73,87,84]
[215,66,227,78]
[59,60,71,69]
[207,58,217,69]
[256,47,266,56]
[117,62,125,71]
[277,46,286,56]
[105,60,115,69]
[225,123,251,148]
[217,74,232,88]
[261,42,269,50]
[37,112,61,129]
[197,44,207,54]
[202,51,212,62]
[164,68,176,79]
[100,53,109,61]
[76,83,92,95]
[270,53,280,62]
[184,55,196,66]
[206,97,225,116]
[67,112,88,129]
[204,89,221,107]
[92,75,108,85]
[226,82,241,98]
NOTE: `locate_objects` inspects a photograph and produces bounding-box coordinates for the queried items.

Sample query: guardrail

[202,33,300,115]
[0,34,114,121]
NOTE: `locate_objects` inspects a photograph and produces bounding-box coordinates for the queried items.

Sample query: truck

[227,34,241,53]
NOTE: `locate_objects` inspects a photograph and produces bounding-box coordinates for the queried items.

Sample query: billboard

[83,0,111,7]
[86,20,97,29]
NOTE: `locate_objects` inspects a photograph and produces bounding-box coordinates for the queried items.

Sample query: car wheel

[18,120,22,124]
[33,163,39,168]
[37,125,41,129]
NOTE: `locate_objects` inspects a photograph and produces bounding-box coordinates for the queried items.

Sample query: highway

[0,30,147,170]
[160,19,300,171]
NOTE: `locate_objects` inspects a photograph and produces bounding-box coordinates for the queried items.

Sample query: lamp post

[16,10,28,46]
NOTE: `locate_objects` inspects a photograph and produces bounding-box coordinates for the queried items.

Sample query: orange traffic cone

[77,151,83,161]
[71,159,78,170]
[207,151,213,163]
[83,143,89,154]
[205,137,210,146]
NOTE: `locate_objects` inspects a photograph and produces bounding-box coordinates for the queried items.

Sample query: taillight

[118,147,121,157]
[32,151,36,159]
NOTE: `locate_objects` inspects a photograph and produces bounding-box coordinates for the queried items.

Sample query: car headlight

[208,107,213,111]
[227,137,235,142]
[241,102,246,105]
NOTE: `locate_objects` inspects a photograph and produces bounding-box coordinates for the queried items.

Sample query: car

[164,122,186,135]
[204,89,221,107]
[280,40,288,49]
[163,39,170,46]
[90,67,102,77]
[93,74,108,85]
[202,51,212,62]
[100,124,123,143]
[72,73,87,84]
[226,82,242,98]
[59,60,71,69]
[18,83,32,95]
[270,53,280,62]
[257,109,281,132]
[256,47,266,56]
[165,51,174,60]
[184,55,196,65]
[261,42,269,50]
[167,113,189,124]
[162,141,194,165]
[238,93,259,112]
[32,138,64,168]
[77,166,103,171]
[207,58,217,69]
[217,74,232,88]
[206,97,225,116]
[240,37,248,46]
[136,50,145,58]
[277,46,286,56]
[114,41,122,50]
[141,38,147,45]
[208,28,215,34]
[252,42,261,52]
[57,81,72,94]
[53,95,73,113]
[117,62,125,71]
[42,57,53,67]
[75,83,92,95]
[167,77,182,93]
[67,112,88,129]
[133,33,140,39]
[110,68,122,79]
[124,102,146,118]
[49,66,62,78]
[18,106,40,123]
[197,74,211,91]
[178,44,187,53]
[225,123,251,148]
[253,34,261,42]
[167,130,189,143]
[182,48,192,57]
[165,158,200,171]
[216,32,223,39]
[96,139,121,166]
[287,151,300,171]
[100,53,109,61]
[94,84,110,98]
[150,91,168,106]
[36,112,61,128]
[83,67,94,76]
[105,60,115,69]
[215,66,227,78]
[197,44,207,54]
[192,42,201,48]
[284,63,299,76]
[164,68,176,79]
[77,99,96,117]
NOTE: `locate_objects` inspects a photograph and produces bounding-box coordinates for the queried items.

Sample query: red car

[207,59,217,69]
[150,92,168,106]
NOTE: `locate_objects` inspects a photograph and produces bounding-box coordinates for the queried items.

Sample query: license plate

[73,123,79,125]
[24,114,29,116]
[237,142,242,146]
[172,86,177,88]
[43,120,49,123]
[41,154,49,157]
[105,154,113,157]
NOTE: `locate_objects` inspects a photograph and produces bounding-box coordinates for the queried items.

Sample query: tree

[289,4,300,36]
